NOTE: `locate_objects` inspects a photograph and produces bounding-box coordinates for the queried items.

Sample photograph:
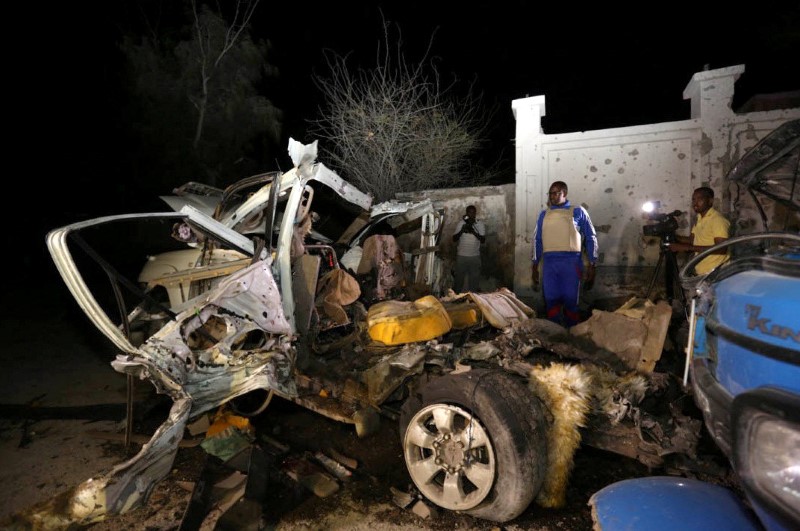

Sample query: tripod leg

[667,251,689,319]
[646,252,665,300]
[664,252,676,300]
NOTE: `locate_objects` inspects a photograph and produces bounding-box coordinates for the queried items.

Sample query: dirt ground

[0,283,737,530]
[1,395,653,531]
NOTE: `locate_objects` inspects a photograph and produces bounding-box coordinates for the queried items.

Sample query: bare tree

[310,20,494,201]
[189,0,260,148]
[121,0,281,187]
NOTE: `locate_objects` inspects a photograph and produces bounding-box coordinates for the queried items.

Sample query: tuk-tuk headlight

[732,388,800,528]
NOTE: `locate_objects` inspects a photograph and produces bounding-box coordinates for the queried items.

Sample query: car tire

[399,368,547,522]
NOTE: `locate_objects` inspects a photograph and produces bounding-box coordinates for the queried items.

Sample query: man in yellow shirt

[669,187,730,274]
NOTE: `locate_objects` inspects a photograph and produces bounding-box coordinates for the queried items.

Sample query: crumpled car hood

[726,118,800,218]
[30,212,297,528]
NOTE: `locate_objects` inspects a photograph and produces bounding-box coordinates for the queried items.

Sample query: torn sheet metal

[204,260,292,335]
[570,298,671,372]
[362,345,427,404]
[467,288,536,328]
[370,198,435,229]
[14,397,193,528]
[36,229,298,527]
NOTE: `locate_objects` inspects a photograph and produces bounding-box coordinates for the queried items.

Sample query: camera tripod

[645,240,687,315]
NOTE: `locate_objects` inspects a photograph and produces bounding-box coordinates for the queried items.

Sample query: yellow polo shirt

[691,207,730,274]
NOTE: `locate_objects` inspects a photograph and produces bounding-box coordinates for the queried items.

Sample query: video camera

[642,210,682,242]
[460,215,479,237]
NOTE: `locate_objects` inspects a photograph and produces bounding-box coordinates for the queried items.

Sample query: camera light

[642,200,661,213]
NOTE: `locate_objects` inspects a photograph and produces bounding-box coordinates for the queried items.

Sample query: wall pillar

[512,96,546,294]
[683,64,744,120]
[683,65,745,207]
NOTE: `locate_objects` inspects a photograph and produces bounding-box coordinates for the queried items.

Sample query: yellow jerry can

[367,295,453,345]
[442,300,481,329]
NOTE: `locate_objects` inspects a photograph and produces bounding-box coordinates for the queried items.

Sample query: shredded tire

[399,368,548,522]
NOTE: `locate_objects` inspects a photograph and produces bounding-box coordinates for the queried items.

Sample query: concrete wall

[396,184,515,292]
[513,64,800,303]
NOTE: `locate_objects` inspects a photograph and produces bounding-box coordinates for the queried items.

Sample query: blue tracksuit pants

[542,253,583,327]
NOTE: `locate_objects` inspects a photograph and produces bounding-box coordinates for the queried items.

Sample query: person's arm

[452,220,465,242]
[584,262,596,290]
[691,234,729,254]
[704,216,731,252]
[670,218,729,254]
[531,212,544,291]
[575,208,598,290]
[667,234,693,252]
[532,211,544,265]
[670,237,727,254]
[474,221,486,244]
[576,207,598,265]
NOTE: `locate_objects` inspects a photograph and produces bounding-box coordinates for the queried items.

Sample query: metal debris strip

[326,448,358,469]
[390,487,415,509]
[259,434,290,454]
[411,499,438,519]
[179,445,271,531]
[280,454,340,498]
[312,451,353,480]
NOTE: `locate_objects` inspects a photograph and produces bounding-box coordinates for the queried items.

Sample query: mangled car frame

[29,139,701,527]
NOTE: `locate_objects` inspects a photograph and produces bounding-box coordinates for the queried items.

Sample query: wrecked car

[27,139,703,527]
[131,145,446,345]
[590,119,800,530]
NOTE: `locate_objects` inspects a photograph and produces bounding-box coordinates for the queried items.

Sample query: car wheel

[399,368,548,522]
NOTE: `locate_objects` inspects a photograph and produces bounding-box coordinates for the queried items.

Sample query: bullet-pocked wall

[513,64,800,302]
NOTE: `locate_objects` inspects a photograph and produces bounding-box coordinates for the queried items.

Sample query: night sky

[50,2,800,174]
[258,1,799,146]
[14,1,800,281]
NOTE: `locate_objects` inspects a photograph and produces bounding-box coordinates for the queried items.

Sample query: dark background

[12,1,800,286]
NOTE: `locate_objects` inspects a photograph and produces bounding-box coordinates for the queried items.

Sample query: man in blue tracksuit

[531,181,598,327]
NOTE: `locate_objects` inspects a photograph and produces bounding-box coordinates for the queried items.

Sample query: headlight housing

[732,387,800,529]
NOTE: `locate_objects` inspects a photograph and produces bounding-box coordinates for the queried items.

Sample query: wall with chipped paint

[396,184,515,292]
[512,64,800,301]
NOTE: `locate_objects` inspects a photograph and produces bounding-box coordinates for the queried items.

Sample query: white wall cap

[512,95,546,120]
[683,64,745,100]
